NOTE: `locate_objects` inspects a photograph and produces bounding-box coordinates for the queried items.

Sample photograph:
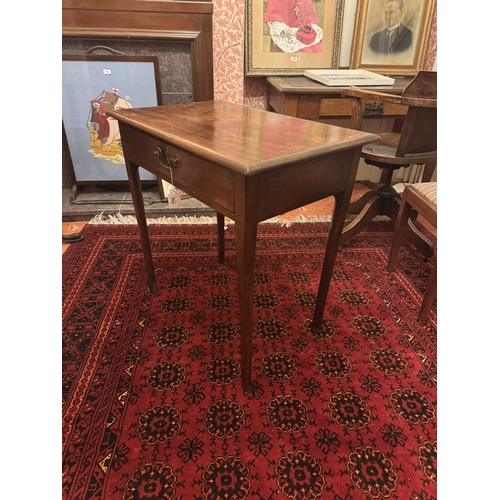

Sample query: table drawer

[318,98,407,117]
[120,124,234,213]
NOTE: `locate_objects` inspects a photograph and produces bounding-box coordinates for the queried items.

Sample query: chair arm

[341,88,436,108]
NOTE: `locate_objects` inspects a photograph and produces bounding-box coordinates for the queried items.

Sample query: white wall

[340,0,358,68]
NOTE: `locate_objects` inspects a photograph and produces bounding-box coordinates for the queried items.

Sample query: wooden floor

[62,183,436,255]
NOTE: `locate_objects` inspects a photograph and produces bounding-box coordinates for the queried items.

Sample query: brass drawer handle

[154,146,182,169]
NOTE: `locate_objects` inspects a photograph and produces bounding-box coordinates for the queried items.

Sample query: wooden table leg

[126,160,157,295]
[311,190,348,333]
[234,176,258,392]
[312,149,361,334]
[217,212,225,264]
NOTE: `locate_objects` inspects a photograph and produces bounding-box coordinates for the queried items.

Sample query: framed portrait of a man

[245,0,345,76]
[350,0,435,75]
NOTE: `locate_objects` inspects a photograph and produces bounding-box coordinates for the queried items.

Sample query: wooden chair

[340,70,437,259]
[387,183,437,323]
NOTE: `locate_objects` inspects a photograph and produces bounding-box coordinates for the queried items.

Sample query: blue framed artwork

[62,54,162,186]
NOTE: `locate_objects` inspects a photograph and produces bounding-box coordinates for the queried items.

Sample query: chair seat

[363,132,400,156]
[362,133,437,166]
[412,182,437,206]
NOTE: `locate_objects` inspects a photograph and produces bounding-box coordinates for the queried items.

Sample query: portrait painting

[350,0,435,75]
[245,0,344,76]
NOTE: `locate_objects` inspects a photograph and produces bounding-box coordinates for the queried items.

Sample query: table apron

[120,124,235,213]
[256,148,358,221]
[119,123,360,223]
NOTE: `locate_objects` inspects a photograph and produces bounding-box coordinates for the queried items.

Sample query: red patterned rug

[62,221,436,500]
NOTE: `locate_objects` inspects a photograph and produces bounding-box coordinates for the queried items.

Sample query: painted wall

[212,0,437,108]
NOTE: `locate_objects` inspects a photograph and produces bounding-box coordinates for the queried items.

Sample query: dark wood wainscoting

[62,0,214,102]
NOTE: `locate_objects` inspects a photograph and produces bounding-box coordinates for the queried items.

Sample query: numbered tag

[167,189,182,208]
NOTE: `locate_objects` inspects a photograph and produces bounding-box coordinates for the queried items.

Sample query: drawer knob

[154,146,182,169]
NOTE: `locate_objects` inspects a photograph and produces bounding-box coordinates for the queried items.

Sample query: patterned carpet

[62,221,436,499]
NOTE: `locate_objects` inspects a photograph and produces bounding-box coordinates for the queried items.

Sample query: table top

[266,75,413,95]
[107,100,378,176]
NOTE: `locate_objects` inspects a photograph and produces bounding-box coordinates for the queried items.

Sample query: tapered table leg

[217,212,225,264]
[311,148,362,333]
[126,160,157,295]
[312,191,348,333]
[234,176,258,392]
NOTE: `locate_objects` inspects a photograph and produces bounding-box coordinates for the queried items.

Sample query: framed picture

[349,0,436,76]
[62,53,162,191]
[304,69,395,86]
[245,0,345,76]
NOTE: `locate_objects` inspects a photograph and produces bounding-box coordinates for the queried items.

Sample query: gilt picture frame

[350,0,435,76]
[245,0,345,76]
[62,53,162,188]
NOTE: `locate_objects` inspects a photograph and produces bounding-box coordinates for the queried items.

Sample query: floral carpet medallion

[62,221,437,499]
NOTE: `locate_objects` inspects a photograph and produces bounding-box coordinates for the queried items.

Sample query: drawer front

[120,124,234,213]
[318,98,407,117]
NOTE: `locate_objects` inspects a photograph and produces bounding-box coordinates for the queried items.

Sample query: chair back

[396,71,437,158]
[401,70,437,99]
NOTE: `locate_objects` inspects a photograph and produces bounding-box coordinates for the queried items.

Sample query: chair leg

[405,220,434,260]
[387,194,413,272]
[340,196,385,246]
[385,197,434,260]
[384,196,404,220]
[347,190,378,215]
[388,185,437,322]
[418,261,437,323]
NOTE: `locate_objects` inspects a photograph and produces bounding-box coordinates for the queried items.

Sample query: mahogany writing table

[107,100,378,391]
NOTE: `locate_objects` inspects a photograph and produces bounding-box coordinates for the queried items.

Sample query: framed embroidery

[62,52,162,193]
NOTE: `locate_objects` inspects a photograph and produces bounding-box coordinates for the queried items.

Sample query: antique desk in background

[266,76,435,182]
[266,75,412,121]
[108,100,378,391]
